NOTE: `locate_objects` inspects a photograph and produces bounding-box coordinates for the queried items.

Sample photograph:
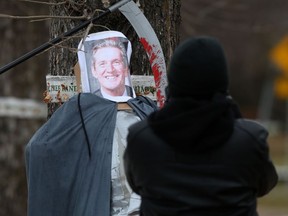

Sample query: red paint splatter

[140,37,165,107]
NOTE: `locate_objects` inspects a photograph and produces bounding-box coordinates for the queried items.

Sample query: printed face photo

[92,46,128,97]
[77,31,135,102]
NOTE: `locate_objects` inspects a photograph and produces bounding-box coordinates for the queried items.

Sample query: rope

[77,93,92,159]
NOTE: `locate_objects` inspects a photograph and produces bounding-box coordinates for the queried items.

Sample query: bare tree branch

[18,0,66,6]
[18,0,87,7]
[0,14,87,20]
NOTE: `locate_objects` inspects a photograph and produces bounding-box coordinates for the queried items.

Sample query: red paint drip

[140,37,164,107]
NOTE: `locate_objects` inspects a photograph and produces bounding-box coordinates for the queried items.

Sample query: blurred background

[0,0,287,215]
[181,1,288,215]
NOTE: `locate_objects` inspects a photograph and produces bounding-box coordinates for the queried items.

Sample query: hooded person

[25,31,158,216]
[123,36,278,216]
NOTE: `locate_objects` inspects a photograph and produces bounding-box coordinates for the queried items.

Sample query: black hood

[167,36,229,99]
[148,94,241,153]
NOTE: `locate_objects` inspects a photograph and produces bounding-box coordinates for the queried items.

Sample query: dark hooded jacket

[25,93,157,216]
[123,37,278,216]
[124,100,278,216]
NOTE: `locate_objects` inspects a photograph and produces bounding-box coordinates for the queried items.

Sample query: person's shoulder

[127,119,153,142]
[236,119,267,131]
[234,118,268,142]
[129,119,150,133]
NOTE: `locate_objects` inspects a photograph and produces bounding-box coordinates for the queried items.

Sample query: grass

[257,134,288,216]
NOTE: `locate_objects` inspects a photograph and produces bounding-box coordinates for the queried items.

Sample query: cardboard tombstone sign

[77,31,136,102]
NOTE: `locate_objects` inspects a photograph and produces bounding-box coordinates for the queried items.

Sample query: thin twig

[77,7,108,50]
[76,23,111,53]
[81,22,94,46]
[19,0,88,7]
[34,33,81,57]
[0,14,87,20]
[18,0,66,6]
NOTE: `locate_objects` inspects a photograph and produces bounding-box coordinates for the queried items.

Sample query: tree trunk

[0,2,49,216]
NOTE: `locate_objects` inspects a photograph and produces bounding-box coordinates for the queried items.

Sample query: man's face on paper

[92,46,128,96]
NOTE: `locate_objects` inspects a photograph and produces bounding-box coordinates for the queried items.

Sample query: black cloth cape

[25,93,157,216]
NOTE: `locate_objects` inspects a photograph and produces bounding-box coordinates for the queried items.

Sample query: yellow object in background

[270,36,288,75]
[274,76,288,99]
